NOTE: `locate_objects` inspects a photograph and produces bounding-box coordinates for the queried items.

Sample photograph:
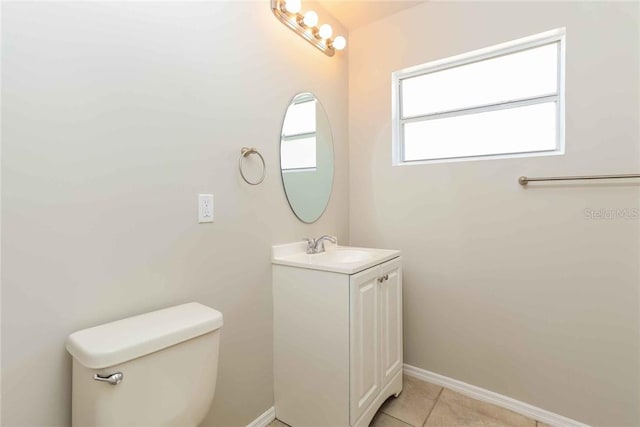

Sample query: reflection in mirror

[280,93,334,223]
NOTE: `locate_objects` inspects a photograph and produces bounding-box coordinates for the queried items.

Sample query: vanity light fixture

[318,24,333,40]
[271,0,346,57]
[303,10,319,27]
[283,0,301,13]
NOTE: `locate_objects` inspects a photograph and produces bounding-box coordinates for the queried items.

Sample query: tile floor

[268,375,552,427]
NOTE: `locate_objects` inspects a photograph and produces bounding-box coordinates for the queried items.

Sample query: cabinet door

[349,265,381,425]
[380,258,403,387]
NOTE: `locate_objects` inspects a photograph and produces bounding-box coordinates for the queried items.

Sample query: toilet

[66,302,223,427]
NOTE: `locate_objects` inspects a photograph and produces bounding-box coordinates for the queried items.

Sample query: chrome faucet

[303,235,337,254]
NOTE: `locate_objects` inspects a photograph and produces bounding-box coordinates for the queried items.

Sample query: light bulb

[303,10,319,27]
[318,24,333,39]
[283,0,301,14]
[332,36,346,51]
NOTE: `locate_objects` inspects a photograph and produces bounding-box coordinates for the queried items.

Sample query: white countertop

[272,241,401,274]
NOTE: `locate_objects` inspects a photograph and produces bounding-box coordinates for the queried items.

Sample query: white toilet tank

[66,302,223,427]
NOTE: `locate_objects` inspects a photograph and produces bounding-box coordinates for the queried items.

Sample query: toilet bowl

[66,302,223,427]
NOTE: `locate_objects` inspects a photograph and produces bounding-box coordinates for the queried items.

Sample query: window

[392,28,565,164]
[281,96,317,171]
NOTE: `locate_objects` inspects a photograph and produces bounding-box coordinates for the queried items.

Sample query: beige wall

[1,2,348,426]
[349,2,639,426]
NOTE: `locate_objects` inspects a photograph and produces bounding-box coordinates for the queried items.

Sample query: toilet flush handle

[93,372,123,385]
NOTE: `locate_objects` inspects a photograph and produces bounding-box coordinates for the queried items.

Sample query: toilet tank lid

[66,302,223,369]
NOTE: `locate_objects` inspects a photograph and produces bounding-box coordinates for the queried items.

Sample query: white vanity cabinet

[350,258,403,425]
[273,246,402,427]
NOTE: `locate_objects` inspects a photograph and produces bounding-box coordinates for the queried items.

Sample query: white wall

[1,2,348,426]
[349,2,639,426]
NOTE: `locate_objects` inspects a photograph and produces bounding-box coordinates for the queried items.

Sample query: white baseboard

[403,364,589,427]
[247,406,276,427]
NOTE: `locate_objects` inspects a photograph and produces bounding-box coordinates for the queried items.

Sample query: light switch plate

[198,194,214,223]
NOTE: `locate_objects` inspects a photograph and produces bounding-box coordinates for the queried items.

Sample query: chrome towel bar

[519,173,640,185]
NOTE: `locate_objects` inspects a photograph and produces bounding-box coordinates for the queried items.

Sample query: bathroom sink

[272,242,401,274]
[314,248,374,264]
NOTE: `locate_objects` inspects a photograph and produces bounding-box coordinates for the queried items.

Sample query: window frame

[391,28,566,166]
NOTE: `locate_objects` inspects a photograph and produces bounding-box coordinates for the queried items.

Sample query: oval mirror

[279,93,334,223]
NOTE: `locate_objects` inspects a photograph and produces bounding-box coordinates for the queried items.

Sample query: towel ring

[239,147,266,185]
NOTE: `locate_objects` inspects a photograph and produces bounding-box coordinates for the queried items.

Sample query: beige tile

[536,422,556,427]
[425,389,536,427]
[371,412,414,427]
[267,419,290,427]
[380,375,443,426]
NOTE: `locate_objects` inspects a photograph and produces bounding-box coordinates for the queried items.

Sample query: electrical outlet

[198,194,214,223]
